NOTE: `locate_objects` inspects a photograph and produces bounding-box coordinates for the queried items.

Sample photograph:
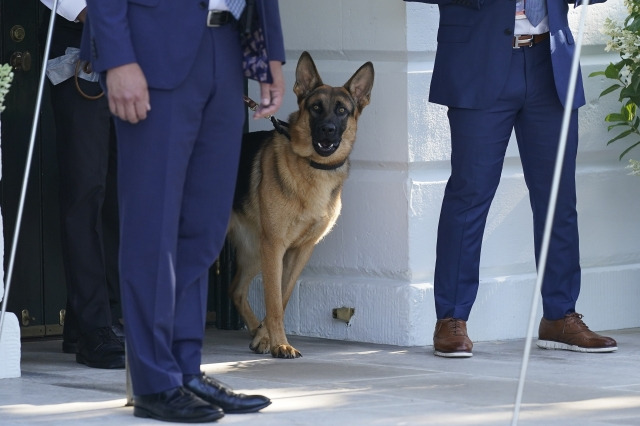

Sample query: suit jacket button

[199,1,207,9]
[504,28,513,35]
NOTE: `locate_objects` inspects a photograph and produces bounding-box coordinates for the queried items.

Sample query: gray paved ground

[0,327,639,425]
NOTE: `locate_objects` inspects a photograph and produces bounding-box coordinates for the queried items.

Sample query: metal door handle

[10,51,32,72]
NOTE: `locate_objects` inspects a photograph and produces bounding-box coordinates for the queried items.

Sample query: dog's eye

[337,107,346,115]
[311,104,322,114]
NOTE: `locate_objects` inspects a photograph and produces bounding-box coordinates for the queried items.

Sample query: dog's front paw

[249,339,271,354]
[271,344,302,359]
[249,328,271,354]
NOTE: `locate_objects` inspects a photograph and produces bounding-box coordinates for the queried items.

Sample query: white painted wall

[246,0,640,347]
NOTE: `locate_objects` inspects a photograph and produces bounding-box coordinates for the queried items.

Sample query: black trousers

[49,76,120,337]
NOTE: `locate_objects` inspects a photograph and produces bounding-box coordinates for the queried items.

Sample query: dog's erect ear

[293,51,323,101]
[344,62,375,113]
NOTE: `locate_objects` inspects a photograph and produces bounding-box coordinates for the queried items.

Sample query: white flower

[0,63,14,113]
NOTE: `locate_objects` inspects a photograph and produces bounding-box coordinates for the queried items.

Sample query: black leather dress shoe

[134,386,224,423]
[184,373,271,414]
[111,322,126,345]
[76,327,125,369]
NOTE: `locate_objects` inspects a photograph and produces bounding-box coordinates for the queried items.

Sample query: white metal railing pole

[511,1,591,424]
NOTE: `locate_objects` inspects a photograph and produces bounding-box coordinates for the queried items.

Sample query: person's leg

[171,25,245,376]
[51,78,123,368]
[115,87,203,395]
[102,122,122,328]
[432,48,528,358]
[52,78,114,333]
[516,39,616,353]
[434,49,527,321]
[514,40,580,321]
[171,26,272,414]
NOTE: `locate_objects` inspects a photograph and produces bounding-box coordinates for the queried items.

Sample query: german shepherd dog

[227,52,374,358]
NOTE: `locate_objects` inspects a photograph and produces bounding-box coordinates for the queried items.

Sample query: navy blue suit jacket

[83,0,285,89]
[405,0,606,110]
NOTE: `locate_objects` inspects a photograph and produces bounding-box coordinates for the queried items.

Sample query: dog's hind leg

[229,261,262,337]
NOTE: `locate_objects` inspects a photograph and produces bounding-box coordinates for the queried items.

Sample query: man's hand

[254,61,285,119]
[105,63,151,124]
[76,8,87,23]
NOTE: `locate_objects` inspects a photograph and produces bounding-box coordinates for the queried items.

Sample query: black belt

[513,32,550,48]
[207,10,235,27]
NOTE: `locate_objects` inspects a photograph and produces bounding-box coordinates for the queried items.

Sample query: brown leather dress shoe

[433,318,473,358]
[537,313,617,353]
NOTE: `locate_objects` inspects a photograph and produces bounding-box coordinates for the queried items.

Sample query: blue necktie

[226,0,246,20]
[525,0,547,27]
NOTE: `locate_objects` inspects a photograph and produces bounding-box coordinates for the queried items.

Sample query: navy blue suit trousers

[434,38,581,322]
[114,25,244,395]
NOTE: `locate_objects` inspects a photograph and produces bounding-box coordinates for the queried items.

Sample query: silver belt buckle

[207,10,223,27]
[513,35,534,49]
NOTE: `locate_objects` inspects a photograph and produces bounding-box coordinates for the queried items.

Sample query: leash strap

[243,95,290,139]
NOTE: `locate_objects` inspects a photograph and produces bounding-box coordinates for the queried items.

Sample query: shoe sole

[134,406,224,423]
[434,350,473,358]
[76,354,126,369]
[536,339,618,353]
[224,400,272,414]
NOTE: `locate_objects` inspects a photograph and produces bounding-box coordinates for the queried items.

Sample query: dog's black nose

[320,123,336,137]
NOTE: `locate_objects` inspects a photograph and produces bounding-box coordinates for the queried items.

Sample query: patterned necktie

[525,0,547,27]
[225,0,246,20]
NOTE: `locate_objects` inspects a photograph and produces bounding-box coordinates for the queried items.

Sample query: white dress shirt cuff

[40,0,86,23]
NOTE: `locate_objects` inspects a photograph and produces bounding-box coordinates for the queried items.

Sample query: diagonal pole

[511,1,591,424]
[0,0,59,338]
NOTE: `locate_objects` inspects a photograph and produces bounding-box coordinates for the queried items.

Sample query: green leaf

[620,87,640,102]
[606,129,635,145]
[619,140,640,160]
[604,63,622,79]
[608,122,630,131]
[616,58,634,69]
[589,70,606,78]
[632,68,640,92]
[605,112,629,123]
[613,103,637,121]
[626,16,640,33]
[600,84,621,98]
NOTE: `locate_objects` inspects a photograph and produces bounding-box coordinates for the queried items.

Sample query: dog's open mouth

[313,139,340,157]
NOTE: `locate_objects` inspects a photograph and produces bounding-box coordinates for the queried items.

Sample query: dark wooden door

[1,0,66,337]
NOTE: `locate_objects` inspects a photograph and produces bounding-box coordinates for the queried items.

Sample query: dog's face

[289,52,374,164]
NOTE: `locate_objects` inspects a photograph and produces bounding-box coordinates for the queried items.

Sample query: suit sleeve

[260,0,286,64]
[84,0,137,72]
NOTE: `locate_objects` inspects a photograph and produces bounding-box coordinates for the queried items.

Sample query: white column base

[247,264,640,347]
[0,312,21,378]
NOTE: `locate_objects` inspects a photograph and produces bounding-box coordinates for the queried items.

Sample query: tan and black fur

[228,51,374,358]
